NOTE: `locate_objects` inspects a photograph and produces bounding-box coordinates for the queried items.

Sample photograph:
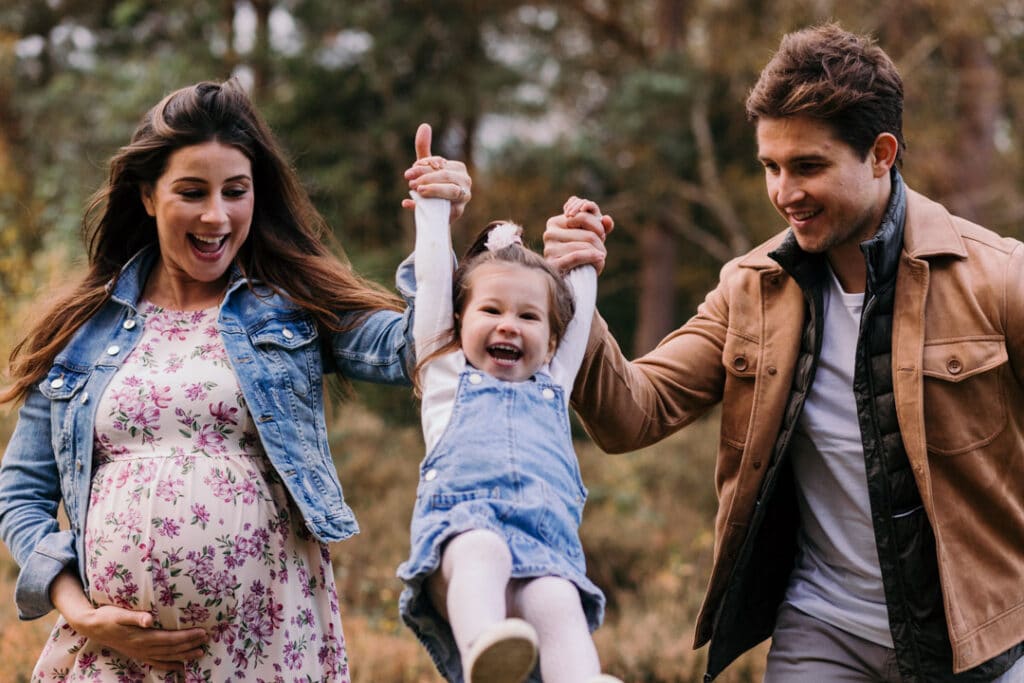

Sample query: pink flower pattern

[33,303,349,682]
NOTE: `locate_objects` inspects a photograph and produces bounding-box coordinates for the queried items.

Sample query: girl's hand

[544,195,615,274]
[402,123,472,222]
[51,569,207,672]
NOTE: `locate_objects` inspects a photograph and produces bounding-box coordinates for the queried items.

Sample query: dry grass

[0,400,766,681]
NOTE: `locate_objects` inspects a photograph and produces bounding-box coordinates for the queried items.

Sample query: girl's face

[459,262,557,382]
[141,141,254,304]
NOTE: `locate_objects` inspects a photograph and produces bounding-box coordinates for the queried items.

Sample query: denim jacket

[0,246,415,620]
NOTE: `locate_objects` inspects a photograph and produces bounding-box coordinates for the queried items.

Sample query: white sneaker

[465,618,539,683]
[587,676,625,683]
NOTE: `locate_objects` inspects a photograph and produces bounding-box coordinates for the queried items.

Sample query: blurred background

[0,1,1022,680]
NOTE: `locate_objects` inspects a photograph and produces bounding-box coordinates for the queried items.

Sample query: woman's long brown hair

[2,79,401,403]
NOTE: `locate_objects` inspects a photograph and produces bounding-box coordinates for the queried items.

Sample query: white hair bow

[485,222,524,251]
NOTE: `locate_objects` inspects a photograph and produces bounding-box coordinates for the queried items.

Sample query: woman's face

[141,141,254,301]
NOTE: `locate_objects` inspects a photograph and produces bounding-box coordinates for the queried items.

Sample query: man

[544,23,1024,683]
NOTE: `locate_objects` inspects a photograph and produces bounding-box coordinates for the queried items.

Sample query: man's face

[756,116,892,259]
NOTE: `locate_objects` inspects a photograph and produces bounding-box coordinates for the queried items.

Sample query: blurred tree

[1,0,1023,398]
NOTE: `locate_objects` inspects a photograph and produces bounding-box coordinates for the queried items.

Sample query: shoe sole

[468,629,538,683]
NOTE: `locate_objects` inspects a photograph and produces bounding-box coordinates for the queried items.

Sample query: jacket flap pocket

[39,364,89,400]
[922,338,1007,383]
[722,331,759,378]
[249,317,318,349]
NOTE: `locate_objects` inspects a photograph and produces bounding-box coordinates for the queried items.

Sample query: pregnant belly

[83,453,293,630]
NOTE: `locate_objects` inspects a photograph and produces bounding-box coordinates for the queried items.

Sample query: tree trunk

[946,33,999,222]
[633,221,678,354]
[632,0,688,355]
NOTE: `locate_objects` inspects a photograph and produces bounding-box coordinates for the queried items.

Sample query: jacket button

[282,328,294,340]
[469,373,483,385]
[733,356,748,372]
[80,392,89,405]
[767,366,777,375]
[947,358,963,374]
[752,460,762,469]
[542,388,555,400]
[106,345,120,356]
[50,377,64,389]
[424,469,437,481]
[122,319,136,330]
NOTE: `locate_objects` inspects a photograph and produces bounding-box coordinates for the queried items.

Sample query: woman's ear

[140,184,156,217]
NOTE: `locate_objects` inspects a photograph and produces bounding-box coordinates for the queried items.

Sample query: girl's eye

[521,312,540,321]
[481,306,500,315]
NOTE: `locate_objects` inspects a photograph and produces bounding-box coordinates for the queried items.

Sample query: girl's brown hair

[3,79,401,403]
[414,221,575,389]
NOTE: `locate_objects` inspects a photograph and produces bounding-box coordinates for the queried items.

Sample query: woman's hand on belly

[51,568,208,671]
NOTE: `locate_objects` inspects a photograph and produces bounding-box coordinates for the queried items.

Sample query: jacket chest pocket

[922,338,1007,455]
[720,332,760,450]
[40,364,93,519]
[249,317,319,401]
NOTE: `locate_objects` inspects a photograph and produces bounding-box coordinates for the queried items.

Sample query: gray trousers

[764,603,1024,683]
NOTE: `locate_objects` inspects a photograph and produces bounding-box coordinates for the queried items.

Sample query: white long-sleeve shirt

[411,193,596,452]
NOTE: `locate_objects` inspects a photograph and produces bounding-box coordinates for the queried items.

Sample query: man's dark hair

[745,23,906,164]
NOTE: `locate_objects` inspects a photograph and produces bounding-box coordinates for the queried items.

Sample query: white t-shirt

[784,266,893,647]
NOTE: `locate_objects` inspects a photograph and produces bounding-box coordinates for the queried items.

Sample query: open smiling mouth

[488,344,522,365]
[188,234,228,254]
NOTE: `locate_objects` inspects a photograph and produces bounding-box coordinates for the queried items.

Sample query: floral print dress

[32,303,349,683]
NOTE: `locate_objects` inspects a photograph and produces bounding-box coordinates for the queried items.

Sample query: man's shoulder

[905,188,1021,258]
[730,229,789,271]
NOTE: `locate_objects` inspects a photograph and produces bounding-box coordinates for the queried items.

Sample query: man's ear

[871,133,899,177]
[140,184,156,217]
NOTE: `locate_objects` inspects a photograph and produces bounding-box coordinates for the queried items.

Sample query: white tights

[428,529,602,683]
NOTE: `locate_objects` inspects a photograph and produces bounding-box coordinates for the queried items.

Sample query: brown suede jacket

[572,188,1024,673]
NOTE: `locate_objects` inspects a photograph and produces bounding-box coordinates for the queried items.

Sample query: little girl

[397,184,622,683]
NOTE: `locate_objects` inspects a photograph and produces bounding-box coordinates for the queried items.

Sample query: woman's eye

[179,189,205,199]
[224,187,249,198]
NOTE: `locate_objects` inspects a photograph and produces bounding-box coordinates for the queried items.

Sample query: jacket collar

[106,244,246,310]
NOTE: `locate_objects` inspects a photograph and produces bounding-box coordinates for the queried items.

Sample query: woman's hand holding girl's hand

[402,123,472,221]
[51,569,207,672]
[544,195,615,274]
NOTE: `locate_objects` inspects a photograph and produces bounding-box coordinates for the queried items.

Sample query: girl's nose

[495,315,520,334]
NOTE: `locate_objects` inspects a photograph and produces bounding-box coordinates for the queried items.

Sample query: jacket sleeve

[328,307,415,386]
[0,386,78,620]
[570,264,734,453]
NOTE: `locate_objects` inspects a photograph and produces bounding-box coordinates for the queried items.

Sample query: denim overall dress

[397,364,606,681]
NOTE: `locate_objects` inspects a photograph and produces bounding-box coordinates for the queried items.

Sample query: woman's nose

[201,197,228,223]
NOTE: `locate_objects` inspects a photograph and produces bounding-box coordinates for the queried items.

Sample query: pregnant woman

[0,79,470,680]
